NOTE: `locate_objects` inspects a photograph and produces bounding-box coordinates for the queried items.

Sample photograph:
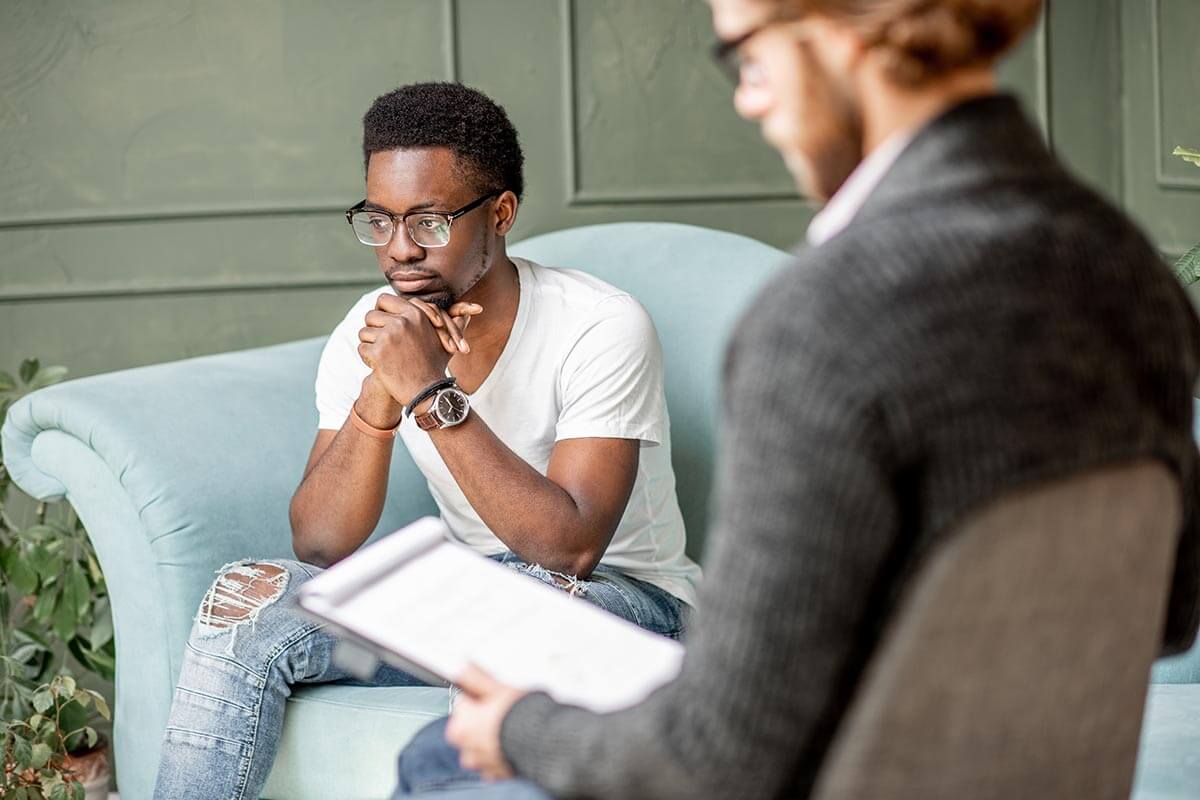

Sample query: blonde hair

[778,0,1043,85]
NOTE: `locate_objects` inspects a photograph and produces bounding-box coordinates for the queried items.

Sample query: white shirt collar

[805,129,916,248]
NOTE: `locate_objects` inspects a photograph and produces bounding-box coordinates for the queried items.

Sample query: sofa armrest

[3,334,436,647]
[1,337,436,800]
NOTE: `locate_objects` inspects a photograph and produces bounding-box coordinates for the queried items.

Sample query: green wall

[0,0,1194,380]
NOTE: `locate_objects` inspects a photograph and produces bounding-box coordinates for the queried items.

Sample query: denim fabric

[393,562,689,800]
[494,554,689,641]
[154,553,688,799]
[393,718,551,800]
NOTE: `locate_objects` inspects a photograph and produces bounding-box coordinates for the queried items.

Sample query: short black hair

[362,82,525,200]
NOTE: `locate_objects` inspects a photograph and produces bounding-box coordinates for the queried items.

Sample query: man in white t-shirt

[152,82,699,800]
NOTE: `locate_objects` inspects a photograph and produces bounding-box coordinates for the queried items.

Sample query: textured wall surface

[0,0,1189,379]
[1122,0,1200,257]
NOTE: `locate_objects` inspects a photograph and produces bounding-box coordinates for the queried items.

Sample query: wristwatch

[412,384,470,431]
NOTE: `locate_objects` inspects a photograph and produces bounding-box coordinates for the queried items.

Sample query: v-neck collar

[457,257,530,399]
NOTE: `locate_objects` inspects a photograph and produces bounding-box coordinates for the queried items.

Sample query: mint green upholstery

[0,222,788,799]
[1131,413,1200,800]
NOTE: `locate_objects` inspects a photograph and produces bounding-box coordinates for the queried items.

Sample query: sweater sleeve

[499,271,904,799]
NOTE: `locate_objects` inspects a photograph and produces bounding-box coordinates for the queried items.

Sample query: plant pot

[63,739,110,800]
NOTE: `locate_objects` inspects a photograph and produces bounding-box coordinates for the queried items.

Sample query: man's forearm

[289,376,400,566]
[428,413,613,576]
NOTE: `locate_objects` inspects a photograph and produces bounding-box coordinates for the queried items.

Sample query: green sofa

[3,221,1196,798]
[1,222,787,798]
[1135,605,1200,797]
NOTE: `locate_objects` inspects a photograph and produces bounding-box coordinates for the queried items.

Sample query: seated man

[152,82,700,800]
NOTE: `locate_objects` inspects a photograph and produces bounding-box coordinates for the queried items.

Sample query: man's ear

[494,191,519,236]
[806,15,866,75]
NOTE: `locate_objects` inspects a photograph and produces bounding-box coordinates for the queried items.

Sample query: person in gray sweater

[392,0,1200,798]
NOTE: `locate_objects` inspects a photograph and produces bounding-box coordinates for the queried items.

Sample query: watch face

[435,388,469,426]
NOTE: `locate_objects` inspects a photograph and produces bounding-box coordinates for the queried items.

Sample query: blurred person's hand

[446,664,528,781]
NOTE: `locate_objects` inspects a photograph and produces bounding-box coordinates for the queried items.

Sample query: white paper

[297,517,684,713]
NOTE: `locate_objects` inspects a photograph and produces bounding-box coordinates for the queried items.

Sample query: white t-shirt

[314,257,701,605]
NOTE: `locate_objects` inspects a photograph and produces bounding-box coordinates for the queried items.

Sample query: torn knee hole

[197,561,289,632]
[516,562,589,597]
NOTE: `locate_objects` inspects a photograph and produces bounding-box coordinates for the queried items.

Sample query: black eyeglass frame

[709,12,806,85]
[344,192,499,248]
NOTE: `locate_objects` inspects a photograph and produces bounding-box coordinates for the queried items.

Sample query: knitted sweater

[499,95,1200,800]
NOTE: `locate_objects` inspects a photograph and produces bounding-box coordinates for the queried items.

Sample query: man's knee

[196,560,290,634]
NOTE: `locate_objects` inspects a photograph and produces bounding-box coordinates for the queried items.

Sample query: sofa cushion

[263,686,450,799]
[1132,683,1200,800]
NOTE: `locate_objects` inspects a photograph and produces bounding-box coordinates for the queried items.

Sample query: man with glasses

[394,0,1200,798]
[152,82,700,800]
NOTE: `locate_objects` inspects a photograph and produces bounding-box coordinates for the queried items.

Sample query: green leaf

[30,741,52,769]
[33,581,59,624]
[27,365,68,391]
[44,775,68,800]
[0,370,17,392]
[89,609,113,648]
[38,718,57,740]
[90,691,110,721]
[45,550,65,580]
[85,552,103,584]
[11,732,33,767]
[66,562,90,618]
[49,781,71,800]
[52,585,77,641]
[58,676,76,697]
[1174,146,1200,168]
[84,727,97,749]
[23,523,64,542]
[1175,242,1200,286]
[8,550,39,595]
[72,643,116,684]
[10,636,49,666]
[29,544,56,580]
[19,625,52,650]
[19,358,39,385]
[31,690,54,714]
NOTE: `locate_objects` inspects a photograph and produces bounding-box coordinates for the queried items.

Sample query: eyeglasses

[345,193,497,248]
[710,12,805,86]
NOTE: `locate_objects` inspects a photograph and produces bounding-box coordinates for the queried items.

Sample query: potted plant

[2,675,109,800]
[1172,146,1200,286]
[2,360,115,799]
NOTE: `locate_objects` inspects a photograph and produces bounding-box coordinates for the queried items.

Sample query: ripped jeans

[153,553,689,800]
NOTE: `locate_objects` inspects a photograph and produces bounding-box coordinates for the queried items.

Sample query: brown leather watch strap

[413,408,441,431]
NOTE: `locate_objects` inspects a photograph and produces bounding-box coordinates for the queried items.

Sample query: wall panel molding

[0,201,350,230]
[1151,0,1200,190]
[561,0,799,207]
[444,0,460,82]
[0,0,461,230]
[0,274,382,303]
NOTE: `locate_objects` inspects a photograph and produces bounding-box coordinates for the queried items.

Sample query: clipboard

[294,517,684,712]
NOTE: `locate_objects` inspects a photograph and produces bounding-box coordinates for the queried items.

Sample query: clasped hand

[357,294,482,406]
